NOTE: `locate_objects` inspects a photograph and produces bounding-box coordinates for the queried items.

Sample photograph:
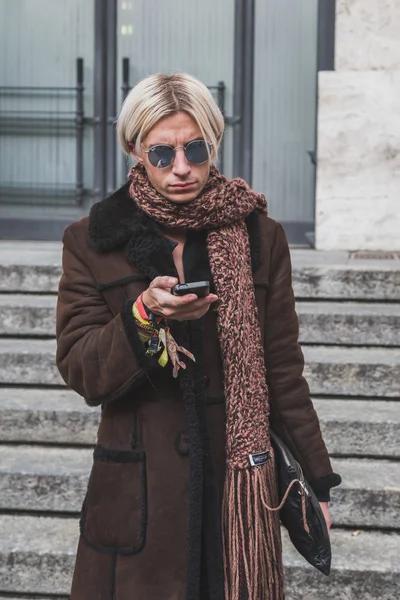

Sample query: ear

[128,142,143,163]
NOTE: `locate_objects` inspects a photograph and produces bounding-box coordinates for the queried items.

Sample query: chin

[166,191,199,204]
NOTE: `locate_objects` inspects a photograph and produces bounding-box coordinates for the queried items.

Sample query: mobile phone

[172,281,210,298]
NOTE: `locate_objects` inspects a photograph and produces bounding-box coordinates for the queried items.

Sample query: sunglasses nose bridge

[172,146,191,174]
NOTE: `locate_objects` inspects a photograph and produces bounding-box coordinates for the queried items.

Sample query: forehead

[144,111,203,146]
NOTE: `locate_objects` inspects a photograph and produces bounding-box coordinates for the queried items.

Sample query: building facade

[0,0,398,250]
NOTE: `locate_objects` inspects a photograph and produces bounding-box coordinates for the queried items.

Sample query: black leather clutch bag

[269,428,331,575]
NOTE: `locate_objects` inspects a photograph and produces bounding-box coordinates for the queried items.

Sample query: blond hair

[117,73,225,162]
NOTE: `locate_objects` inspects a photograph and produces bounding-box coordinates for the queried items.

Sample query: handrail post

[105,0,117,196]
[217,81,226,174]
[75,57,84,204]
[93,0,107,203]
[121,57,131,184]
[232,0,255,184]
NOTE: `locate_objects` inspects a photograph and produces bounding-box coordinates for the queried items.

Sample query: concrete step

[0,515,77,595]
[0,445,92,513]
[1,242,400,301]
[282,528,400,600]
[0,514,398,598]
[329,457,400,529]
[0,446,398,529]
[0,242,61,293]
[303,345,400,397]
[298,301,400,346]
[1,340,399,397]
[0,294,56,337]
[314,398,400,458]
[0,339,62,386]
[291,249,400,301]
[0,388,98,445]
[2,294,400,348]
[2,390,398,459]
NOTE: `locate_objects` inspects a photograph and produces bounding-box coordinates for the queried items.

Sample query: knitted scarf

[129,163,284,600]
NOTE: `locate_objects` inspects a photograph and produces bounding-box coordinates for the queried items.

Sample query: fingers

[165,295,218,321]
[157,295,217,320]
[149,276,179,290]
[173,293,199,305]
[144,276,218,321]
[175,293,218,306]
[167,294,217,311]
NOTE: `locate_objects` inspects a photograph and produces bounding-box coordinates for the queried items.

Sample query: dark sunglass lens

[148,145,174,168]
[185,140,209,164]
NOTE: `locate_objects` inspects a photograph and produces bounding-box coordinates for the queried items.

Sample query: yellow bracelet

[133,302,150,326]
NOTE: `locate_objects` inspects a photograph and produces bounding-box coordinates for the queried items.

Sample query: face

[133,111,211,204]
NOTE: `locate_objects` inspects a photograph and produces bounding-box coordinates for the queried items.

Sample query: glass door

[253,0,319,245]
[0,0,95,240]
[0,0,320,244]
[115,0,236,187]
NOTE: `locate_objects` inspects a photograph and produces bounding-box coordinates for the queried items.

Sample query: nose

[172,147,191,177]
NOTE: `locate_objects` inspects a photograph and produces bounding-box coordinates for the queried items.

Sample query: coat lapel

[88,183,177,281]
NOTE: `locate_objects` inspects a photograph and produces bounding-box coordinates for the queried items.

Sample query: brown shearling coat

[56,183,339,600]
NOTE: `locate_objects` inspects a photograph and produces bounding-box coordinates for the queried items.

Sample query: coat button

[175,431,189,456]
[204,375,210,388]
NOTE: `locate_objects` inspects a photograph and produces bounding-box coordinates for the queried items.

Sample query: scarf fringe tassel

[222,456,285,600]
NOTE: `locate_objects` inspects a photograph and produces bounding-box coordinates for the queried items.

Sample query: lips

[170,182,196,189]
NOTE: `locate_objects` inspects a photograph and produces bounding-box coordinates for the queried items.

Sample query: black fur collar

[88,183,177,280]
[87,183,262,275]
[88,182,149,252]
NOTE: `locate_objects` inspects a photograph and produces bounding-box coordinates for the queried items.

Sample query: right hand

[142,276,218,322]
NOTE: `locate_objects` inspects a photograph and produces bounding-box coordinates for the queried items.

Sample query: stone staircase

[0,242,399,599]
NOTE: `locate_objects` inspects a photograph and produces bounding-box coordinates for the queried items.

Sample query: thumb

[149,276,178,290]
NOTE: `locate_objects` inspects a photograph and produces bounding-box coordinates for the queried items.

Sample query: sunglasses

[143,139,212,169]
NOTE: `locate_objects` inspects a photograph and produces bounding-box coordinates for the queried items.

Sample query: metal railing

[0,58,92,206]
[0,56,228,208]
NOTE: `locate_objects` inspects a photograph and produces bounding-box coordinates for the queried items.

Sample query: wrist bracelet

[131,298,195,377]
[135,293,150,320]
[137,293,164,324]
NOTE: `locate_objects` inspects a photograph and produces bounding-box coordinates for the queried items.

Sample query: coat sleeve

[264,222,341,501]
[56,226,156,406]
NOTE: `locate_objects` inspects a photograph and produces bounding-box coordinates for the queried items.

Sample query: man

[56,73,340,600]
